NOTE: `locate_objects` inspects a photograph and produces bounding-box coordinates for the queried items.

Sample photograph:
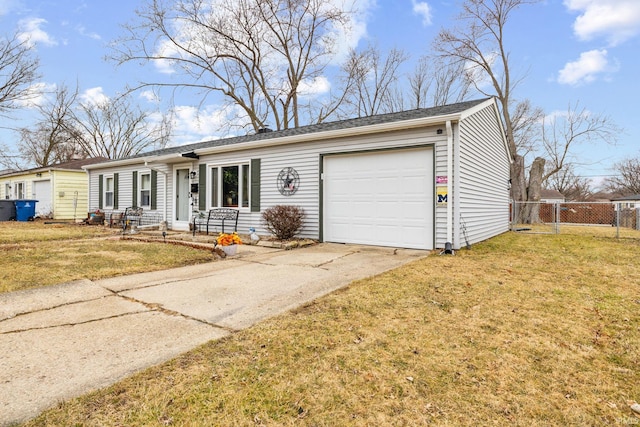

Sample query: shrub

[261,205,305,240]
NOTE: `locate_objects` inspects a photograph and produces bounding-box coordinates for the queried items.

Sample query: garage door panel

[324,148,433,250]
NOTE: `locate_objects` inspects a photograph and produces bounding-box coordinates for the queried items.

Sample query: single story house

[0,157,107,220]
[84,98,511,250]
[611,194,640,209]
[540,189,565,203]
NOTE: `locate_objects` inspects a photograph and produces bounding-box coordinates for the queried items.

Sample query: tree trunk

[521,157,546,224]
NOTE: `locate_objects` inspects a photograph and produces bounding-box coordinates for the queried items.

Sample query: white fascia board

[82,153,181,170]
[193,113,463,156]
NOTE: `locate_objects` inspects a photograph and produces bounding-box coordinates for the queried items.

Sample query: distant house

[0,158,107,220]
[84,98,511,250]
[611,194,640,209]
[540,189,565,203]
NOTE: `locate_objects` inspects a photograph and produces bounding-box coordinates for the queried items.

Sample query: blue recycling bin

[14,199,38,222]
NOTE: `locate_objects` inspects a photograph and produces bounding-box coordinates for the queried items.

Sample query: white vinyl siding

[195,126,444,239]
[455,104,510,247]
[89,165,168,218]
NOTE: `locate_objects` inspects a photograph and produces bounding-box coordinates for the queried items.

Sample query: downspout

[446,120,453,250]
[144,161,168,222]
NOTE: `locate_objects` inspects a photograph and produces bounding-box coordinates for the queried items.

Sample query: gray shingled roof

[120,98,491,162]
[0,157,109,177]
[611,194,640,201]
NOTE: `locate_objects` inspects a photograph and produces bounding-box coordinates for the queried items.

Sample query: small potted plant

[216,232,242,256]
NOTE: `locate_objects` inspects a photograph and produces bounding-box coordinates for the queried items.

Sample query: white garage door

[323,147,433,250]
[33,180,52,218]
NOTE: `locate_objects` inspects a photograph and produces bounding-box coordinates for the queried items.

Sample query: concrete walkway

[0,243,428,426]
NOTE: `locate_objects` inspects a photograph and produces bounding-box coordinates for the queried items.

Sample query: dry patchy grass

[0,222,214,293]
[24,232,640,426]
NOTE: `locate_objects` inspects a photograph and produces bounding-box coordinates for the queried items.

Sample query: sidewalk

[0,243,428,426]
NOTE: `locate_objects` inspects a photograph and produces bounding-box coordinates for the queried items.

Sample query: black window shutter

[151,170,158,210]
[199,164,207,210]
[132,171,138,207]
[250,159,261,212]
[98,174,103,209]
[113,173,119,210]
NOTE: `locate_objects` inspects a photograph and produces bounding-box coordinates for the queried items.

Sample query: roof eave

[193,112,463,156]
[83,153,184,170]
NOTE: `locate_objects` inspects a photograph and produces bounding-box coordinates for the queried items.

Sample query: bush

[261,205,305,240]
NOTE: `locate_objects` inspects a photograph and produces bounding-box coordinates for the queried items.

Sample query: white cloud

[17,17,57,47]
[76,25,101,40]
[140,90,161,104]
[15,82,57,109]
[323,0,376,64]
[564,0,640,46]
[412,0,432,26]
[557,49,616,85]
[298,76,331,97]
[80,87,109,106]
[0,0,22,16]
[170,104,248,145]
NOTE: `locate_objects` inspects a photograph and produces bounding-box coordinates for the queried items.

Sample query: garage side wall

[455,105,510,248]
[52,171,88,220]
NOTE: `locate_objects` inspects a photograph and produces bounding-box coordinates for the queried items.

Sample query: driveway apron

[0,243,427,426]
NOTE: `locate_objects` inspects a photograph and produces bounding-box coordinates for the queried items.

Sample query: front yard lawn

[23,231,640,426]
[0,221,214,293]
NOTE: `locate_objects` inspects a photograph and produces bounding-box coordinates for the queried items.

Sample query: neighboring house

[540,189,565,203]
[84,98,511,250]
[611,194,640,209]
[0,158,108,220]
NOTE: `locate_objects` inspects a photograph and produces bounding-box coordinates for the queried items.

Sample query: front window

[15,182,25,199]
[105,176,114,207]
[210,163,249,208]
[4,183,10,199]
[140,173,151,207]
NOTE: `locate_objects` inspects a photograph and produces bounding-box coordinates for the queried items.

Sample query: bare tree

[17,84,84,167]
[341,45,409,117]
[433,0,620,225]
[433,0,540,205]
[605,158,640,195]
[71,94,171,159]
[0,32,40,117]
[0,32,41,170]
[544,164,593,201]
[538,103,620,187]
[112,0,354,132]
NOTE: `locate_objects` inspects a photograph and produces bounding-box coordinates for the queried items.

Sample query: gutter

[446,120,453,249]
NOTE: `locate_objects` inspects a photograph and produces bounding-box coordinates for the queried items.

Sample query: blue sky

[1,0,639,184]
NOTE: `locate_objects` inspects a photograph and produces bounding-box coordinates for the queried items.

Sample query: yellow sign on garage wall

[436,186,448,206]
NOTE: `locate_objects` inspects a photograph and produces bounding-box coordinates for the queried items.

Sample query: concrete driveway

[0,243,427,426]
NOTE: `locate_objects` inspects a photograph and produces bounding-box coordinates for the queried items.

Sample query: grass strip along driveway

[0,222,213,293]
[21,230,640,426]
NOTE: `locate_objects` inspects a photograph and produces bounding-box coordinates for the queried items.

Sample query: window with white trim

[4,183,10,199]
[15,182,25,199]
[105,176,114,208]
[140,172,151,208]
[210,164,250,208]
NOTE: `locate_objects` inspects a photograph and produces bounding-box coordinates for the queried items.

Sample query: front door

[175,168,191,223]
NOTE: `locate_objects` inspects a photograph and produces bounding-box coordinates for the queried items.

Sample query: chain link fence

[511,202,640,239]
